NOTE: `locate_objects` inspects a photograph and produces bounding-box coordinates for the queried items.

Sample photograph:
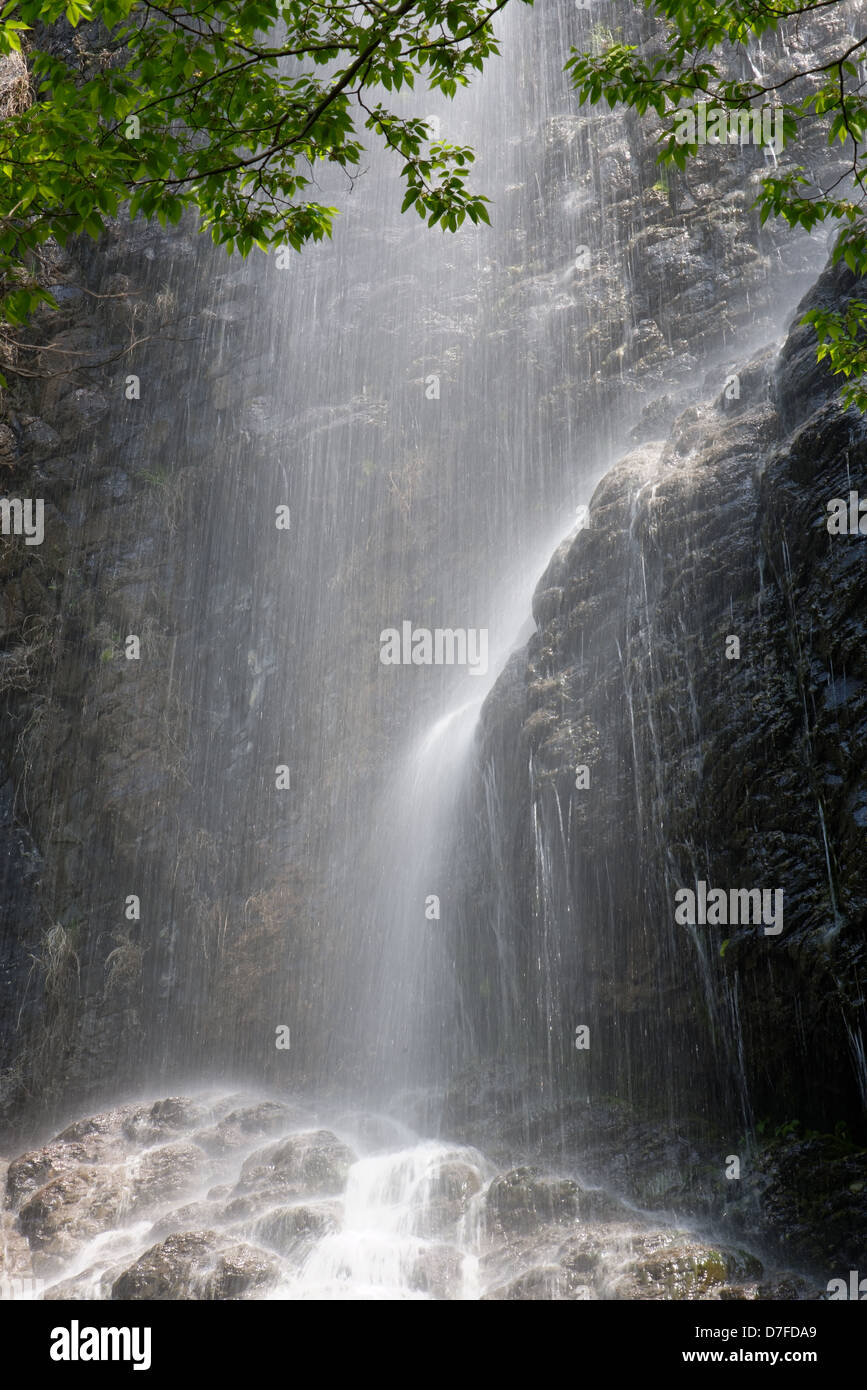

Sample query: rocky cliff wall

[1,1,865,1140]
[462,258,867,1154]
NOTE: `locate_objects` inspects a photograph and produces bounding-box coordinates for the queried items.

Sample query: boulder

[200,1243,281,1300]
[236,1130,356,1201]
[415,1159,483,1237]
[484,1167,579,1234]
[193,1101,297,1156]
[129,1142,208,1211]
[408,1243,466,1300]
[18,1166,128,1262]
[110,1232,279,1300]
[7,1129,127,1209]
[0,1210,36,1287]
[252,1201,340,1257]
[147,1202,224,1242]
[122,1098,210,1146]
[110,1232,221,1300]
[609,1239,763,1301]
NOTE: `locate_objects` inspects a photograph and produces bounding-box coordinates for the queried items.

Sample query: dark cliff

[452,258,867,1266]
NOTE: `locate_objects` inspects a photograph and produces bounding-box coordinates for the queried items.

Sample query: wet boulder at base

[235,1130,357,1201]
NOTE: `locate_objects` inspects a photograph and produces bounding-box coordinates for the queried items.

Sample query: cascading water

[3,0,857,1304]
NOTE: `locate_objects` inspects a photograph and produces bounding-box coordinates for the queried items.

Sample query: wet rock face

[4,1103,162,1215]
[478,1216,785,1303]
[408,1243,466,1299]
[110,1231,217,1300]
[0,206,323,1132]
[755,1135,867,1270]
[463,257,867,1263]
[0,1198,36,1289]
[414,1158,483,1238]
[130,1142,208,1212]
[485,1168,579,1234]
[4,1092,831,1299]
[236,1130,357,1201]
[4,1096,222,1268]
[611,1242,763,1302]
[492,0,850,470]
[110,1234,282,1301]
[121,1098,211,1147]
[0,2,854,1141]
[1,1094,323,1287]
[251,1201,340,1257]
[194,1101,301,1156]
[18,1167,130,1262]
[201,1243,283,1301]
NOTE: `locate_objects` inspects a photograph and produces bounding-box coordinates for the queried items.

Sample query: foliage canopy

[3,0,867,406]
[0,0,530,323]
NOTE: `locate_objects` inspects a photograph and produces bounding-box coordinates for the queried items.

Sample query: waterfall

[3,0,858,1304]
[218,0,626,1102]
